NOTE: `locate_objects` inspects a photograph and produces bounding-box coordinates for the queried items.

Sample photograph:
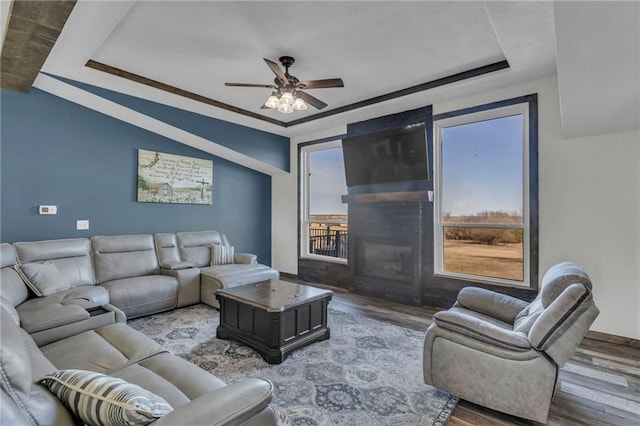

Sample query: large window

[300,140,348,263]
[434,102,533,287]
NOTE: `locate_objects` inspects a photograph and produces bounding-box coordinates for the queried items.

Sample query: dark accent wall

[298,259,352,289]
[0,88,286,265]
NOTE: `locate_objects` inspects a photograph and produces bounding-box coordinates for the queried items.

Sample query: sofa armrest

[160,267,201,308]
[456,287,529,324]
[19,304,89,334]
[101,303,127,323]
[434,310,531,351]
[159,261,195,270]
[152,378,274,426]
[234,253,257,265]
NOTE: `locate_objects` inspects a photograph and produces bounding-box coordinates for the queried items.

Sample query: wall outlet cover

[76,220,89,230]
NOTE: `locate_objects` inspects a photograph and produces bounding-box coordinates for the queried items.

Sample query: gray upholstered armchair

[423,262,599,423]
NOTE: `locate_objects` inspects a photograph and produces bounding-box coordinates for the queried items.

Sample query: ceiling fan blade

[297,78,344,89]
[225,82,276,88]
[297,90,328,110]
[264,58,289,85]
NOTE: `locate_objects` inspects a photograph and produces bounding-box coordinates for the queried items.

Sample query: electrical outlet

[76,220,89,230]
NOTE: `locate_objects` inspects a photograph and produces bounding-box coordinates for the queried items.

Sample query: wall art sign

[137,149,213,204]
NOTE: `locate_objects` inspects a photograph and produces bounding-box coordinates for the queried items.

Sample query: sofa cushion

[19,305,90,334]
[14,238,95,287]
[15,261,72,297]
[91,235,160,283]
[211,245,234,265]
[17,286,111,312]
[102,276,178,319]
[200,264,279,288]
[112,353,227,408]
[1,295,20,326]
[176,231,230,267]
[0,308,75,426]
[41,369,173,426]
[41,323,167,374]
[0,243,30,307]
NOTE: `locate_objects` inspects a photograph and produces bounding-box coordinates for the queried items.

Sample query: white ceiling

[92,1,506,114]
[10,1,639,139]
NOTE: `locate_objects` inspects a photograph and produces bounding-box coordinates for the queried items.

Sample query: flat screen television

[341,123,428,187]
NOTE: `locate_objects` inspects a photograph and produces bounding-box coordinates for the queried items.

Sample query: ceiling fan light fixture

[280,91,294,105]
[292,97,308,111]
[265,94,280,109]
[225,56,343,114]
[277,103,294,114]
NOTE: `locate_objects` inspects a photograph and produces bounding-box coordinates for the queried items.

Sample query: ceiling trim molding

[85,59,509,129]
[33,73,288,177]
[1,0,77,93]
[286,61,510,127]
[85,60,288,127]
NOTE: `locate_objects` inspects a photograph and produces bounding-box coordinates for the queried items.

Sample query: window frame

[300,139,348,264]
[433,102,531,288]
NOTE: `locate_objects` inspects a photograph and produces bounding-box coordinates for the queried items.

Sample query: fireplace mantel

[341,190,428,204]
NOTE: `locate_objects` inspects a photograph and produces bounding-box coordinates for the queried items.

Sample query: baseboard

[585,330,640,349]
[279,272,299,280]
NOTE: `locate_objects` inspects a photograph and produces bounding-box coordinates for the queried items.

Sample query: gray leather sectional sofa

[0,230,279,425]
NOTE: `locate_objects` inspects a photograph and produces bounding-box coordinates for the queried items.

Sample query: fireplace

[346,192,426,305]
[357,239,414,281]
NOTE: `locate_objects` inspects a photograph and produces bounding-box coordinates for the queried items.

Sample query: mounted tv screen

[341,123,428,187]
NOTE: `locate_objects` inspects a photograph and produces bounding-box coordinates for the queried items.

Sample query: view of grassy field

[443,240,524,281]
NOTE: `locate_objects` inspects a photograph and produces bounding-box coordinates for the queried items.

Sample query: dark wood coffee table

[215,279,332,364]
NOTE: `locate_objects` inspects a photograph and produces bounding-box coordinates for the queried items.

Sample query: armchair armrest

[159,261,195,270]
[456,287,529,324]
[152,378,274,426]
[434,310,531,351]
[234,253,257,265]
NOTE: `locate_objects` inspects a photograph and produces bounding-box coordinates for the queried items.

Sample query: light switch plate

[76,220,89,230]
[39,205,57,215]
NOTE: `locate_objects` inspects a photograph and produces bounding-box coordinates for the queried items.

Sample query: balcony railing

[309,224,348,259]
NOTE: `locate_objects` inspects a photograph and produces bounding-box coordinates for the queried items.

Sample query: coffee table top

[215,279,333,312]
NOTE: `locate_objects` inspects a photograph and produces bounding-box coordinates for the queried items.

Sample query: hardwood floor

[287,279,640,426]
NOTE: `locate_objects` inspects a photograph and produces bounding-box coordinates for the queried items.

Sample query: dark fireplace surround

[346,195,426,304]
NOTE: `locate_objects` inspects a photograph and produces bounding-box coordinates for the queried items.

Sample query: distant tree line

[444,211,523,245]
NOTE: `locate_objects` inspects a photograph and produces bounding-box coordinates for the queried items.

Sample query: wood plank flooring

[288,279,640,425]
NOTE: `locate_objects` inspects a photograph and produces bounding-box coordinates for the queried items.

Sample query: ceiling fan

[225,56,344,113]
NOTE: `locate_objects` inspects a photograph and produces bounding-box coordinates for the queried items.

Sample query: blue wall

[51,75,290,172]
[0,88,288,265]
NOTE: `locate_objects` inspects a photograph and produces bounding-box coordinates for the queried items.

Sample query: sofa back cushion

[176,231,230,268]
[92,235,160,283]
[154,233,181,267]
[0,243,29,307]
[0,307,76,426]
[14,239,95,287]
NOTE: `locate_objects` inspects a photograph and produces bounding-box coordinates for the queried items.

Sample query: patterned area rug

[128,304,457,425]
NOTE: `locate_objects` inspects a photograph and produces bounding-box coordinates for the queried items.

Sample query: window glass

[435,103,530,286]
[302,144,348,261]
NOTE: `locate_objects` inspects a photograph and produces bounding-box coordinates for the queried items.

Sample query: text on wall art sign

[137,149,213,205]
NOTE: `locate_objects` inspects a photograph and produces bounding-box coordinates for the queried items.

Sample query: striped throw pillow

[40,369,173,426]
[210,245,235,265]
